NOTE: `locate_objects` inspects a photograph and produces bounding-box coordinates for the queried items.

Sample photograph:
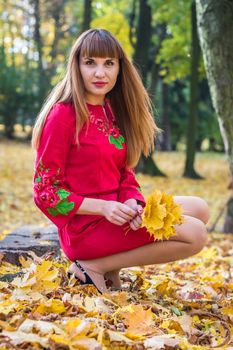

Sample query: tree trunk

[196,0,233,232]
[1,15,16,139]
[160,82,172,151]
[183,1,203,179]
[4,113,15,139]
[133,0,152,85]
[32,0,45,105]
[82,0,92,32]
[129,0,137,49]
[47,0,67,85]
[133,0,165,176]
[136,155,166,177]
[148,62,160,100]
[148,24,167,99]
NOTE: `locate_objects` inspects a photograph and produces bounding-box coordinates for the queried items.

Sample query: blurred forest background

[0,0,232,234]
[0,0,223,152]
[0,3,233,348]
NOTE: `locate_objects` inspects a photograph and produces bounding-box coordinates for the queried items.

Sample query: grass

[0,139,230,235]
[0,139,232,349]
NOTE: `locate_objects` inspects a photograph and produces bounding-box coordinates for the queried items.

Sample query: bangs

[80,30,123,59]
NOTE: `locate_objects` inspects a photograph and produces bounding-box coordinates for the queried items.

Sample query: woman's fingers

[110,211,136,226]
[112,213,142,228]
[118,205,137,221]
[129,221,137,230]
[104,201,138,225]
[137,205,143,215]
[115,212,137,225]
[117,211,135,222]
[130,215,142,230]
[134,215,142,225]
[112,215,129,225]
[112,211,139,226]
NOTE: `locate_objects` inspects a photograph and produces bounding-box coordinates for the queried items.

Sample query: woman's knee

[174,195,210,224]
[173,215,208,247]
[181,196,210,224]
[193,196,210,224]
[174,215,208,254]
[190,218,208,254]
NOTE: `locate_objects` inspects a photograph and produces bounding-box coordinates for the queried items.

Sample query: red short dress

[33,100,155,261]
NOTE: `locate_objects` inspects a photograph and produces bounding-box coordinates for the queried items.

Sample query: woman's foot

[104,269,122,290]
[68,261,108,293]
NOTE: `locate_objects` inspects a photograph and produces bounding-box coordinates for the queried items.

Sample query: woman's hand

[124,198,143,231]
[102,200,137,226]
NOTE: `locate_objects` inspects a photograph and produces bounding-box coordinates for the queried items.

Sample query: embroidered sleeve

[117,166,146,207]
[33,104,84,229]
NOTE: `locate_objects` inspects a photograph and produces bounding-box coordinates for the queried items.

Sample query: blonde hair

[31,28,161,168]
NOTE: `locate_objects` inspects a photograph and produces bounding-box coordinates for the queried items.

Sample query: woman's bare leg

[72,214,208,292]
[173,196,210,224]
[69,195,210,290]
[104,269,122,289]
[102,196,210,288]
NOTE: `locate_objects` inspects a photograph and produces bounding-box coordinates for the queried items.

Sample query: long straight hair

[31,28,161,168]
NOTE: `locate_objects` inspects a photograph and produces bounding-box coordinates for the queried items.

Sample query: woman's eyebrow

[83,57,116,60]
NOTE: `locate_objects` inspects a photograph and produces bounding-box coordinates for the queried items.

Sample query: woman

[32,28,210,293]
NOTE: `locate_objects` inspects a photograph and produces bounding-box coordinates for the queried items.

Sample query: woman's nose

[94,65,105,78]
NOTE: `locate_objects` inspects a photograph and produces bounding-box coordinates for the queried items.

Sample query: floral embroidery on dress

[90,112,125,149]
[34,160,75,217]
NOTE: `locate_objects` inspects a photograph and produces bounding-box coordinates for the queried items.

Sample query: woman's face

[79,56,119,105]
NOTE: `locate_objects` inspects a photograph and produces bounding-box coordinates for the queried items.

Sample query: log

[0,224,60,265]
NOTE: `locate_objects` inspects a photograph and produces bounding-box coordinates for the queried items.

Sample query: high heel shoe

[67,260,102,294]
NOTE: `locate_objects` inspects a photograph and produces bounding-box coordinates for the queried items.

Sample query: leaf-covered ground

[0,140,232,349]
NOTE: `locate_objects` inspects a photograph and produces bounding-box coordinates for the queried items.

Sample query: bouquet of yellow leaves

[124,189,185,241]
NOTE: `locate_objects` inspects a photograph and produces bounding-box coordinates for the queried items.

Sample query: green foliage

[155,78,223,150]
[148,0,205,82]
[91,0,133,57]
[0,45,38,137]
[0,0,221,149]
[1,56,39,131]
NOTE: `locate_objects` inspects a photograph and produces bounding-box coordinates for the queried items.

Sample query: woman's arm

[75,198,106,215]
[76,198,138,226]
[33,104,84,229]
[118,166,146,207]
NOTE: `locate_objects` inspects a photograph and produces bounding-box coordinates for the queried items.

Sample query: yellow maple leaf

[11,260,60,294]
[0,300,18,315]
[0,229,11,241]
[161,319,185,335]
[117,304,156,336]
[18,319,63,335]
[98,328,133,347]
[104,291,129,307]
[142,190,167,230]
[49,318,99,349]
[19,256,32,268]
[34,299,66,315]
[142,189,184,241]
[1,330,48,348]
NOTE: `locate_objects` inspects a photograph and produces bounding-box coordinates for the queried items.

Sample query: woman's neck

[85,95,105,106]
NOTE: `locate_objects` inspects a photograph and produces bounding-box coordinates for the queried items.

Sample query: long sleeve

[117,166,146,207]
[33,104,85,229]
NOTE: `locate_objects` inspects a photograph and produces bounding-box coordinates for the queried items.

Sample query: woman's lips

[93,82,108,88]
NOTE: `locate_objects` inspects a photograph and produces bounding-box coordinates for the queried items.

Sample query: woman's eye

[106,61,114,66]
[85,60,94,65]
